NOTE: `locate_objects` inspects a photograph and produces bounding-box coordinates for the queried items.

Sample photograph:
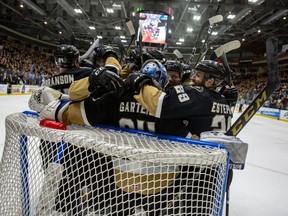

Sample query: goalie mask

[141,59,169,89]
[54,44,80,68]
[195,60,225,87]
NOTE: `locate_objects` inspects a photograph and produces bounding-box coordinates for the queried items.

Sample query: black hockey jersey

[42,67,93,94]
[135,85,232,137]
[43,56,122,94]
[79,88,191,137]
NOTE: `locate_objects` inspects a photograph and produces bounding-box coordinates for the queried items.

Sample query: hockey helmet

[141,59,169,89]
[54,44,80,68]
[128,49,165,64]
[143,50,166,63]
[181,63,193,83]
[164,60,183,79]
[195,60,225,86]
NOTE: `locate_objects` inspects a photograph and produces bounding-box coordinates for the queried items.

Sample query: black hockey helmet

[129,49,165,63]
[164,60,183,78]
[54,44,80,68]
[195,60,225,86]
[128,48,140,63]
[143,49,166,63]
[181,63,192,83]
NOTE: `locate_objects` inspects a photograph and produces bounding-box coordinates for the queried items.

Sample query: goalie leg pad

[29,87,70,113]
[40,100,70,122]
[200,131,248,170]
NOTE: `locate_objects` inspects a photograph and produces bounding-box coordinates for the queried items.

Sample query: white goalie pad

[200,131,248,170]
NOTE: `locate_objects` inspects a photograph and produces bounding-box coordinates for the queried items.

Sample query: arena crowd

[0,38,287,110]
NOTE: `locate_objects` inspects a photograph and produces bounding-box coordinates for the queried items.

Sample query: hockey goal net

[0,112,229,216]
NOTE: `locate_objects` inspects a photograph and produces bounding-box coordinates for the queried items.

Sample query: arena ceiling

[1,0,288,60]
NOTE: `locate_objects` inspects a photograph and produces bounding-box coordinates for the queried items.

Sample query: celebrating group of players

[30,43,238,138]
[28,43,240,215]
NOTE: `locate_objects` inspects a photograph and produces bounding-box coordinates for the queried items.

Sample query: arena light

[193,15,201,21]
[107,8,114,13]
[227,14,235,19]
[74,8,82,14]
[186,27,193,32]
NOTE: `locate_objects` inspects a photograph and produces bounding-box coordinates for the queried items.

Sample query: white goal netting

[0,112,229,216]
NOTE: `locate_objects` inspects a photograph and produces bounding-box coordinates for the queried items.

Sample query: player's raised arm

[124,59,168,116]
[69,67,123,101]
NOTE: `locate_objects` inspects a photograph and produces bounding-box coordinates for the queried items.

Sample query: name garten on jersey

[119,102,150,115]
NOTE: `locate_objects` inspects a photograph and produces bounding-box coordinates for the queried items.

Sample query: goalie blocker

[200,131,248,170]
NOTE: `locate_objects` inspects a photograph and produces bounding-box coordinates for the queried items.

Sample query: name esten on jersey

[119,102,150,115]
[211,102,232,114]
[43,74,74,86]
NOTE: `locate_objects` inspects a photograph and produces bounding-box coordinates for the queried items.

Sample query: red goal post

[0,111,229,216]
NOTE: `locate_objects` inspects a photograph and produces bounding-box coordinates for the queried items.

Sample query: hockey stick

[125,18,136,58]
[220,51,234,216]
[79,39,99,62]
[113,36,125,63]
[173,49,183,59]
[225,37,280,136]
[189,15,223,64]
[210,40,241,61]
[138,23,144,65]
[221,52,233,85]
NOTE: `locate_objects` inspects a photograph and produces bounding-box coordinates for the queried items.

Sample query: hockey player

[124,60,234,138]
[42,44,121,93]
[40,43,122,214]
[191,60,238,107]
[128,60,239,215]
[40,44,121,168]
[164,60,183,89]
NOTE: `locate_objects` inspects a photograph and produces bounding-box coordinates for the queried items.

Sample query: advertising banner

[279,110,288,122]
[258,107,280,119]
[0,84,8,95]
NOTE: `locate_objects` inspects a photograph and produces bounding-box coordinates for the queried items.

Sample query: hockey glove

[28,87,70,121]
[124,72,158,94]
[94,45,118,62]
[221,85,238,107]
[88,67,123,97]
[200,131,248,170]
